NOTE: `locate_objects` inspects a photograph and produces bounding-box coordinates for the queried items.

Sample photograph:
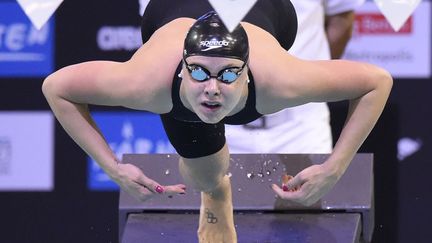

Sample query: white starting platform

[119,154,374,243]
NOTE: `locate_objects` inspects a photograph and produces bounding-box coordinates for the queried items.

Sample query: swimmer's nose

[204,78,220,97]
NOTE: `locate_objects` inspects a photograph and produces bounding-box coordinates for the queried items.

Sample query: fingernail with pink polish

[155,185,164,194]
[282,184,289,192]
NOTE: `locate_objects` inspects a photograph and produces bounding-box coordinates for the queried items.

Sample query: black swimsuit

[142,0,298,158]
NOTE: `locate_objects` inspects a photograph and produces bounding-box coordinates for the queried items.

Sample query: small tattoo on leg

[205,208,218,224]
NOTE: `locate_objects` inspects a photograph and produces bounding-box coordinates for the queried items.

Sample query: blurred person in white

[226,0,365,153]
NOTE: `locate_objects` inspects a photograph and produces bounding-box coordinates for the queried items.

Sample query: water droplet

[239,166,244,170]
[272,167,277,172]
[237,188,242,192]
[165,169,170,175]
[276,162,280,166]
[268,178,272,182]
[227,172,232,178]
[257,172,264,178]
[192,140,197,143]
[167,154,171,158]
[266,170,271,175]
[261,179,264,183]
[161,232,165,236]
[247,172,254,179]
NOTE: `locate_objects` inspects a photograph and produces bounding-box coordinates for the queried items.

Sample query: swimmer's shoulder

[242,23,301,114]
[122,18,195,113]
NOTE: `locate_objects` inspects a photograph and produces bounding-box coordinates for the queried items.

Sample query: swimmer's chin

[197,114,224,124]
[200,118,223,124]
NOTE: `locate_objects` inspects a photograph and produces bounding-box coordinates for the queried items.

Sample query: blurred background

[0,0,431,242]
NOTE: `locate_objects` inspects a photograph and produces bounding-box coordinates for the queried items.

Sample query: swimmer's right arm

[42,61,142,175]
[42,60,185,200]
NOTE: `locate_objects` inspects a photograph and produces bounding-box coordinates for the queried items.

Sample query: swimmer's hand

[271,164,339,206]
[112,163,186,202]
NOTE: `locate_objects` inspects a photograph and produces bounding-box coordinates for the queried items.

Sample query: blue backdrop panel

[87,111,174,191]
[0,2,54,77]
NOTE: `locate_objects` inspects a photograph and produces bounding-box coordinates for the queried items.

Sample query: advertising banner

[343,1,431,78]
[0,2,54,77]
[0,112,54,191]
[55,0,142,65]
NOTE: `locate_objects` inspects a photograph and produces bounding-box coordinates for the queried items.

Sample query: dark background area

[1,0,431,242]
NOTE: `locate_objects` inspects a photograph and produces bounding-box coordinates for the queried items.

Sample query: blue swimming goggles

[183,58,247,84]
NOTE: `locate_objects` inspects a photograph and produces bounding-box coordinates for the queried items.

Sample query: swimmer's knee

[179,145,229,192]
[192,173,224,192]
[179,160,224,192]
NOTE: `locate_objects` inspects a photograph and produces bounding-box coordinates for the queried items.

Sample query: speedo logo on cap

[200,40,229,51]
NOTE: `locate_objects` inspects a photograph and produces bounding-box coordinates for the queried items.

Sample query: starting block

[119,154,374,242]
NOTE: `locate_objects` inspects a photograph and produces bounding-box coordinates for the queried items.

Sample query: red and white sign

[0,112,54,191]
[343,1,431,78]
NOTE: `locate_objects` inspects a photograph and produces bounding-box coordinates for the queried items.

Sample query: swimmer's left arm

[268,58,392,205]
[304,60,393,176]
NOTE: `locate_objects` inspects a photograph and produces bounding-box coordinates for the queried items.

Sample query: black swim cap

[183,11,249,62]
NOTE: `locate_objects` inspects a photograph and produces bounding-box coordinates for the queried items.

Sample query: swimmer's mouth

[202,102,221,109]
